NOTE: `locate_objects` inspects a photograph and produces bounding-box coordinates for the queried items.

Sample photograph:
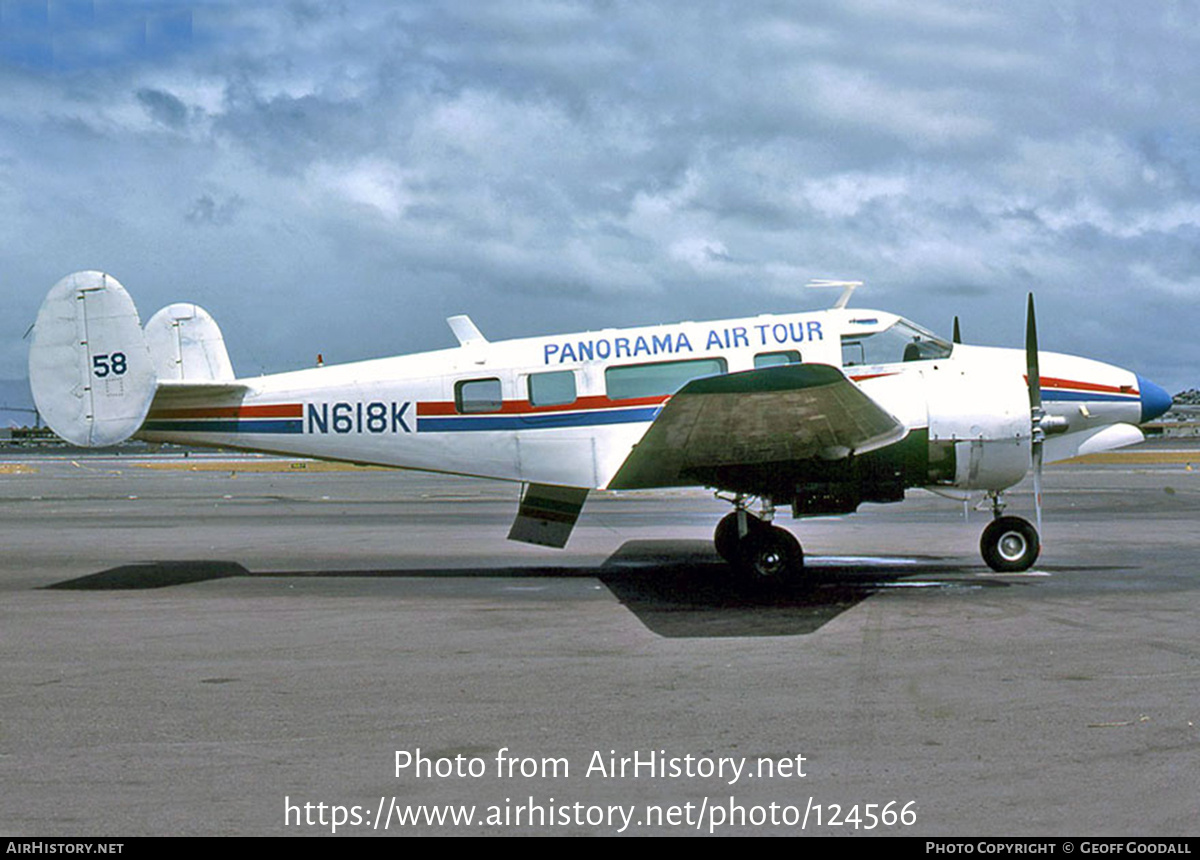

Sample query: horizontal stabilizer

[507,483,588,548]
[155,379,247,393]
[608,363,906,490]
[28,271,157,447]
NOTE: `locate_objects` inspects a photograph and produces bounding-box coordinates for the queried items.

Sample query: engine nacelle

[924,364,1031,491]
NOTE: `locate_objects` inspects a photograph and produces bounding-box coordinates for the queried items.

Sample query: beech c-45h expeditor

[28,273,1172,580]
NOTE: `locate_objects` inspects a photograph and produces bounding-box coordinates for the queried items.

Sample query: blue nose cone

[1137,375,1173,422]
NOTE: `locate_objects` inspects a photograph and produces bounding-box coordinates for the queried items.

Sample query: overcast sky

[2,1,1198,392]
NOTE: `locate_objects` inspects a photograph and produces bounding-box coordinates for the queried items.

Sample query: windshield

[840,319,953,367]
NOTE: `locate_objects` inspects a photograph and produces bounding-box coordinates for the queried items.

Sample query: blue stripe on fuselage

[1041,391,1138,404]
[417,406,662,432]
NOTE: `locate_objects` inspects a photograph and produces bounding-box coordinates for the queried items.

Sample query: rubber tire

[714,511,764,564]
[736,525,804,582]
[980,516,1040,572]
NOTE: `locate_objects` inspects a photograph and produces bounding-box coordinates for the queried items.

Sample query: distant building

[1145,389,1200,437]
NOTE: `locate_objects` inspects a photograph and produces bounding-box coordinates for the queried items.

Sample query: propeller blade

[952,316,961,344]
[1026,292,1044,538]
[1032,439,1043,534]
[1025,293,1041,411]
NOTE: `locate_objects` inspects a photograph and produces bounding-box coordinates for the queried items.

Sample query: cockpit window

[840,320,953,367]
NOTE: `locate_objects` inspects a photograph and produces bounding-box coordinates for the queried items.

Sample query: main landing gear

[713,497,804,583]
[979,492,1040,572]
[714,491,1041,578]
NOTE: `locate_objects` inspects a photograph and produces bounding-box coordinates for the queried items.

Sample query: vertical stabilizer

[145,303,235,381]
[28,272,157,447]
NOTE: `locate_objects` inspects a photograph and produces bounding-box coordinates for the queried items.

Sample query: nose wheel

[980,515,1040,572]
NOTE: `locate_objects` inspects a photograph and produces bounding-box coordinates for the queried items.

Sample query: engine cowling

[924,364,1031,491]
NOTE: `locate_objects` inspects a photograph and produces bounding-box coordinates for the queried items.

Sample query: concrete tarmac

[1,445,1198,836]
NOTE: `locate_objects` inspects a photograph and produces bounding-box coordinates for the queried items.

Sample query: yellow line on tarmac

[1065,451,1199,465]
[134,459,388,473]
[0,464,39,474]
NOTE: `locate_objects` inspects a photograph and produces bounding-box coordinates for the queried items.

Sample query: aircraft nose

[1137,375,1173,422]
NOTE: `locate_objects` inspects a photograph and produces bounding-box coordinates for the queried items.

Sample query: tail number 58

[92,352,128,378]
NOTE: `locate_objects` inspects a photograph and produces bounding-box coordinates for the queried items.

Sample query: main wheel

[713,511,764,563]
[736,525,804,582]
[980,516,1040,572]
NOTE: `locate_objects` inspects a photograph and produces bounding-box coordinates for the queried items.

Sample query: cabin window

[754,350,801,368]
[455,377,503,413]
[841,339,866,367]
[528,370,577,407]
[605,357,728,401]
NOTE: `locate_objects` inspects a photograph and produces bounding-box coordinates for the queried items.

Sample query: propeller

[1025,293,1073,534]
[951,315,963,518]
[1026,293,1043,534]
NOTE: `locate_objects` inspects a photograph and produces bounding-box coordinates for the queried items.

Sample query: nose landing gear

[979,491,1040,572]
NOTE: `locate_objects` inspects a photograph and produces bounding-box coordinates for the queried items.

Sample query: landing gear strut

[713,496,805,582]
[979,491,1040,572]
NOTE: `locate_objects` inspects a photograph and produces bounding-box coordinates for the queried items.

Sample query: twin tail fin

[28,271,239,447]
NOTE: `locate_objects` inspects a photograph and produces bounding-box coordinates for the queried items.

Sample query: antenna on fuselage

[447,315,488,347]
[807,279,862,309]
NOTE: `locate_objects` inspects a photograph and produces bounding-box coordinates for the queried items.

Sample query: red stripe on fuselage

[147,403,304,420]
[1029,376,1137,396]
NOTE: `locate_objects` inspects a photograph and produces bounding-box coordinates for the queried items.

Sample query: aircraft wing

[607,363,907,490]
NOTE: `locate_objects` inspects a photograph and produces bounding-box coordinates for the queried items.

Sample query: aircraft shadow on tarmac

[594,540,1010,637]
[44,540,1024,637]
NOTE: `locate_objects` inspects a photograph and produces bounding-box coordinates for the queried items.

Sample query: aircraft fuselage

[138,306,1165,513]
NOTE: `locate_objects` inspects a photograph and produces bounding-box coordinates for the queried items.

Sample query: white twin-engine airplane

[29,272,1172,580]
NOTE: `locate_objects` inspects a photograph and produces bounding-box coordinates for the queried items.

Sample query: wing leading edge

[607,363,907,491]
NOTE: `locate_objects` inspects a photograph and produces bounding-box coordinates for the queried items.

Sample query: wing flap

[607,364,906,490]
[507,483,588,548]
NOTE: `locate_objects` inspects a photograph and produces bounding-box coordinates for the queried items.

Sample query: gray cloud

[185,192,243,226]
[136,87,187,128]
[2,0,1199,390]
